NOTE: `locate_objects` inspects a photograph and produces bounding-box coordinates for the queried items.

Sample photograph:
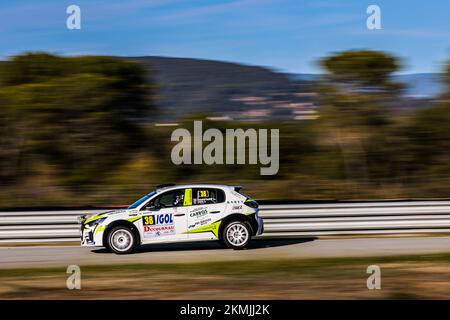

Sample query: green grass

[1,252,450,277]
[1,253,450,299]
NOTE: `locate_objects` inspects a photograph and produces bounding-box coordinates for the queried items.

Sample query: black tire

[222,220,251,249]
[106,226,136,254]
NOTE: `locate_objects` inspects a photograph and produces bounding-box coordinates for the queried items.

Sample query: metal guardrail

[1,201,450,243]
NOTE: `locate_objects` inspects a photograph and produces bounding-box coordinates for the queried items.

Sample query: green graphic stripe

[94,225,106,235]
[185,221,222,238]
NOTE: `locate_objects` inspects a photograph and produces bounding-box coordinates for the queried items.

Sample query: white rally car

[80,184,264,254]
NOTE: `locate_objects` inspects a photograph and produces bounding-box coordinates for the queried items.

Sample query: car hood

[82,209,137,224]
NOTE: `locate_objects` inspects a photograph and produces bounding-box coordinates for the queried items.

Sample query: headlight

[85,217,106,228]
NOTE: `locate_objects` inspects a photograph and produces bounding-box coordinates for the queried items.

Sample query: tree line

[0,51,449,206]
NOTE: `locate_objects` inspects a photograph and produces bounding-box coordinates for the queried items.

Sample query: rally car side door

[139,189,188,243]
[185,188,227,240]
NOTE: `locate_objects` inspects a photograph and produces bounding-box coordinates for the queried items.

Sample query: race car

[80,184,264,254]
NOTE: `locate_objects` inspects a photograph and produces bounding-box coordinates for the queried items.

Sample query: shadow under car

[91,237,316,254]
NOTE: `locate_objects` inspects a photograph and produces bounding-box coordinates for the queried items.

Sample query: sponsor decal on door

[142,213,175,238]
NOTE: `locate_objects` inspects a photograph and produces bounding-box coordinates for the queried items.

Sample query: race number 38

[143,215,154,225]
[143,214,174,226]
[199,190,209,198]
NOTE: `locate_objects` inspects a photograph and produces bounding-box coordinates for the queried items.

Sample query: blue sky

[0,0,449,74]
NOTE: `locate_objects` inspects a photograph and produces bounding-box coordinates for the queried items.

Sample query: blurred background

[0,0,449,207]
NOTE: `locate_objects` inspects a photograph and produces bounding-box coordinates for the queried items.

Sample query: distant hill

[127,56,308,119]
[291,73,445,97]
[121,56,444,120]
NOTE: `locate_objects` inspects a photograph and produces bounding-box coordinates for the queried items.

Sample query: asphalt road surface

[1,236,450,269]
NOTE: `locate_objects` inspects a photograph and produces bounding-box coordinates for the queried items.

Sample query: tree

[403,61,450,179]
[317,50,402,188]
[320,50,402,91]
[0,53,156,187]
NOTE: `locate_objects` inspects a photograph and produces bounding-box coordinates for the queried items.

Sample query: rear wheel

[107,226,136,254]
[222,221,251,249]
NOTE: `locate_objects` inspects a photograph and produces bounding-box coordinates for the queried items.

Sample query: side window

[142,189,185,209]
[193,188,225,205]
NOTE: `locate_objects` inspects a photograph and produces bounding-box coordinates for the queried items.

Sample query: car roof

[155,184,237,193]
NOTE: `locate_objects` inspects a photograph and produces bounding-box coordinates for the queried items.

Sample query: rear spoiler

[233,186,243,193]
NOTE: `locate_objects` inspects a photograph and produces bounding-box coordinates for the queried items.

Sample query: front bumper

[80,224,104,247]
[256,216,264,235]
[81,227,96,246]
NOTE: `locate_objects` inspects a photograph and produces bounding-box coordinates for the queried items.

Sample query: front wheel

[107,226,136,254]
[222,221,251,249]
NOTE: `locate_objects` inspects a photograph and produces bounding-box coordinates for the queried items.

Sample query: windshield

[127,191,156,209]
